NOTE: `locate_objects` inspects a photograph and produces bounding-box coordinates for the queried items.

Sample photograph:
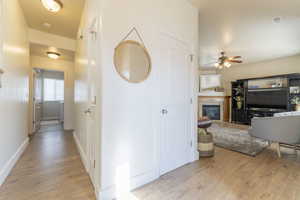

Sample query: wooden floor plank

[134,145,300,200]
[0,124,96,200]
[2,123,300,200]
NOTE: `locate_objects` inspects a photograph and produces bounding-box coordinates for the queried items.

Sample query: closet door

[159,34,192,175]
[85,16,100,187]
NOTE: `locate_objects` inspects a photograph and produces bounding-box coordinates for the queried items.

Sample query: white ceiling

[189,0,300,68]
[30,43,75,61]
[19,0,85,39]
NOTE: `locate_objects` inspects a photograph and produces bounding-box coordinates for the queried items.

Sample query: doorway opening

[32,68,65,133]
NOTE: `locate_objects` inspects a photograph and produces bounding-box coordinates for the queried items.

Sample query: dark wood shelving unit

[231,73,300,124]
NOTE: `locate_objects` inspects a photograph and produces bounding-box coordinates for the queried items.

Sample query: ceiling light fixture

[214,63,220,68]
[41,0,63,13]
[47,51,61,59]
[42,22,52,29]
[224,62,232,68]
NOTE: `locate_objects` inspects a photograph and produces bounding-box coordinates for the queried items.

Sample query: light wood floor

[0,123,96,200]
[2,124,300,200]
[134,145,300,200]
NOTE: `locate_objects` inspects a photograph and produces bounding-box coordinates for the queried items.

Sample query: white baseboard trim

[73,132,88,172]
[98,169,159,200]
[0,138,29,186]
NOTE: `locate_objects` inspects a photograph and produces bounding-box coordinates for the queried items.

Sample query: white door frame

[32,70,37,133]
[85,15,101,189]
[157,32,197,176]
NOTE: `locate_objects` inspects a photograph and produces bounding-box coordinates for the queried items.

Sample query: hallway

[0,123,96,200]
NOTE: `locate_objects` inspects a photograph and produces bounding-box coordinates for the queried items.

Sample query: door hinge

[93,160,96,168]
[190,55,194,62]
[190,141,193,147]
[190,98,193,104]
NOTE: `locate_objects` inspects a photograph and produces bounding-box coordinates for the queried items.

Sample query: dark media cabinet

[231,73,300,124]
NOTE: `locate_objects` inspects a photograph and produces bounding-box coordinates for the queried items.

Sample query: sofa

[249,111,300,157]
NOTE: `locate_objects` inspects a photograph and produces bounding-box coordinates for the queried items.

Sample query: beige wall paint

[29,55,75,130]
[28,29,76,52]
[220,55,300,95]
[0,0,30,184]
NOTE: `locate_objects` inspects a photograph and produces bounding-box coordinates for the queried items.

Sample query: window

[43,78,64,101]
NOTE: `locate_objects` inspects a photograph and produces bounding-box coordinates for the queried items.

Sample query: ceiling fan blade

[202,61,218,65]
[229,56,242,59]
[229,60,243,63]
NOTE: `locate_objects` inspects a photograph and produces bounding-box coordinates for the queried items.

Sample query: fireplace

[203,105,221,120]
[198,95,230,122]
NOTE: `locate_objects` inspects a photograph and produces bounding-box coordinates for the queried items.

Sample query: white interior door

[159,34,192,175]
[85,17,99,187]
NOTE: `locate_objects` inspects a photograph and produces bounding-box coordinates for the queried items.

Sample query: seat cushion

[198,119,212,129]
[274,111,300,117]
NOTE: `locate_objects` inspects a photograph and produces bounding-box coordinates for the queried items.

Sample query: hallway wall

[73,0,198,198]
[77,0,198,198]
[30,56,75,130]
[74,1,89,162]
[0,0,30,185]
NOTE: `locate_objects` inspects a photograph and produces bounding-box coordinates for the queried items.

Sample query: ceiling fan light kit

[213,51,242,69]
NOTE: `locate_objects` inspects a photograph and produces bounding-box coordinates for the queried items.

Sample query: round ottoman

[198,118,214,157]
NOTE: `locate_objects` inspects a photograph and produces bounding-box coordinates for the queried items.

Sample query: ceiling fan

[213,51,243,69]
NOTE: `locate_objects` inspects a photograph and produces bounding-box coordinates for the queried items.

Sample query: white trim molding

[73,132,88,172]
[0,138,29,186]
[98,169,158,200]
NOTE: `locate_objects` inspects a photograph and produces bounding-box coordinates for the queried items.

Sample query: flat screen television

[247,90,287,108]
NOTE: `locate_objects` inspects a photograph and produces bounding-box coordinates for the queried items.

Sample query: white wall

[28,29,76,51]
[98,0,198,198]
[0,0,30,185]
[74,0,198,198]
[30,55,75,130]
[220,54,300,95]
[74,1,89,160]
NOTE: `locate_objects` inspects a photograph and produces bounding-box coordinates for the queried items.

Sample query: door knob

[84,108,92,114]
[161,109,168,114]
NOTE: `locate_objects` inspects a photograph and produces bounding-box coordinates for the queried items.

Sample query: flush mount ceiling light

[41,0,63,13]
[47,51,61,59]
[42,22,52,29]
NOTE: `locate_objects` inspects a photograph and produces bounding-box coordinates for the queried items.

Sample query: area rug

[208,123,269,156]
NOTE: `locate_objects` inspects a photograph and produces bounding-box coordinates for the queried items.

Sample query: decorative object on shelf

[198,117,214,157]
[233,96,243,110]
[41,0,63,13]
[114,27,151,83]
[290,86,300,94]
[291,96,300,111]
[0,68,3,88]
[248,77,287,89]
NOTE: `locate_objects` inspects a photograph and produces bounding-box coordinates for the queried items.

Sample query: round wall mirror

[114,40,151,83]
